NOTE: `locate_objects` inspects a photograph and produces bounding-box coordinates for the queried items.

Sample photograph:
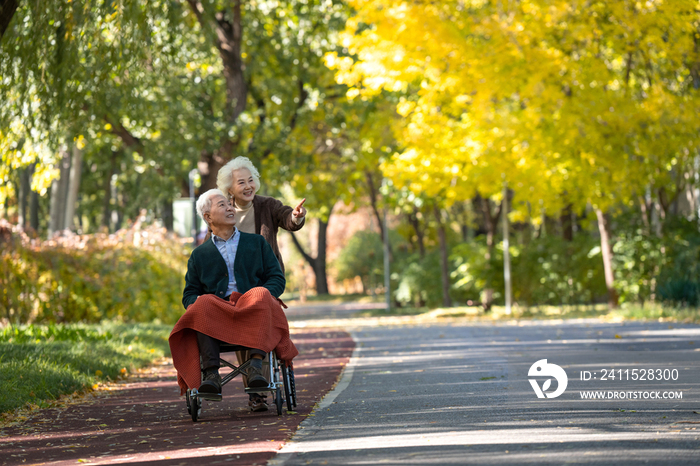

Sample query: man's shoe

[199,368,221,395]
[248,394,269,412]
[247,365,268,388]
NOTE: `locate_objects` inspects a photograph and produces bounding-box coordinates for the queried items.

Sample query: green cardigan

[182,231,286,309]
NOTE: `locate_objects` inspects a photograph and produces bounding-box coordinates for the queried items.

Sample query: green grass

[282,292,382,304]
[353,306,431,318]
[349,301,700,323]
[0,323,171,415]
[609,304,700,323]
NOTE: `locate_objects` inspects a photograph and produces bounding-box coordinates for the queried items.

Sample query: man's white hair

[196,189,227,221]
[217,156,261,197]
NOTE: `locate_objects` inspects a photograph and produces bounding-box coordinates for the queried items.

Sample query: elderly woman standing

[216,156,306,273]
[216,156,306,412]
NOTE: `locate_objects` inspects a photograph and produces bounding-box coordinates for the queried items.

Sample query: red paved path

[0,329,354,466]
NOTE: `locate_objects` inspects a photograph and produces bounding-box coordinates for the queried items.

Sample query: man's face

[205,194,236,229]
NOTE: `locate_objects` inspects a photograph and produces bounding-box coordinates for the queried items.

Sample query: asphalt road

[272,319,700,465]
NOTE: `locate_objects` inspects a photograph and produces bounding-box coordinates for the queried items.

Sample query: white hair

[217,156,261,197]
[195,189,227,221]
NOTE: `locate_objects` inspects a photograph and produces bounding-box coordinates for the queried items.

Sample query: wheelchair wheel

[288,367,297,408]
[281,364,293,411]
[275,386,283,415]
[187,390,201,422]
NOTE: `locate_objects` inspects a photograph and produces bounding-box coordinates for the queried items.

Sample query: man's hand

[292,198,307,218]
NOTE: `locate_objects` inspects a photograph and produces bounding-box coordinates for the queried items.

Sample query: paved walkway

[0,329,354,466]
[273,320,700,465]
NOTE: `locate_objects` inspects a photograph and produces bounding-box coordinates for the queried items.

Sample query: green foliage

[656,218,700,307]
[393,251,444,308]
[335,230,398,293]
[512,235,607,307]
[0,322,171,414]
[0,225,188,325]
[393,233,607,309]
[612,228,665,305]
[450,239,500,304]
[388,216,700,311]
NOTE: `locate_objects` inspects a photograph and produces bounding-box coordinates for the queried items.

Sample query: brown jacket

[253,194,305,273]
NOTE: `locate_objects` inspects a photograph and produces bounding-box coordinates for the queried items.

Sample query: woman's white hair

[217,156,261,197]
[195,189,227,221]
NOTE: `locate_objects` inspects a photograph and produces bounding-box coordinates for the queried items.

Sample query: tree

[1,1,194,233]
[0,0,18,39]
[329,0,700,308]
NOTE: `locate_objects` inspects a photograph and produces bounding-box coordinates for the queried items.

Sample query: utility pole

[382,179,391,312]
[189,169,198,246]
[503,179,512,315]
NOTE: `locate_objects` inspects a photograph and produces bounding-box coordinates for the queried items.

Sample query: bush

[0,222,189,325]
[513,234,607,306]
[655,218,700,307]
[394,251,444,307]
[334,230,385,293]
[335,229,405,295]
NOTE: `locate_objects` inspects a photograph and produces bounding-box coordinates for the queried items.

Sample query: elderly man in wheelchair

[169,189,297,421]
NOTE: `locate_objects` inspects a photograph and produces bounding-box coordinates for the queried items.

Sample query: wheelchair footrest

[195,392,222,402]
[245,385,275,394]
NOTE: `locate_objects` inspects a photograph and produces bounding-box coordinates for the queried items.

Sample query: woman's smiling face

[229,168,257,204]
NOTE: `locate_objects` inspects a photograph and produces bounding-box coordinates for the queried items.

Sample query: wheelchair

[185,343,297,422]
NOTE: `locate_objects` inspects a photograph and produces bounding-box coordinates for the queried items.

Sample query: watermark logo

[528,359,568,399]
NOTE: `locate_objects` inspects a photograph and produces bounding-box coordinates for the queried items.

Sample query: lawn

[0,323,172,415]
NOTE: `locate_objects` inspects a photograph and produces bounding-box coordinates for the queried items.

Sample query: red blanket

[169,287,298,395]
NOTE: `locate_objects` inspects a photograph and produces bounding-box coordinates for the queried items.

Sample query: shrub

[655,218,700,307]
[335,229,405,295]
[0,222,189,325]
[513,234,607,306]
[394,251,444,307]
[334,230,385,293]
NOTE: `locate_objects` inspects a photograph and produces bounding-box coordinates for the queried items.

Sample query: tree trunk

[162,198,174,231]
[49,149,71,236]
[63,145,82,232]
[503,183,512,314]
[18,164,32,231]
[290,217,330,296]
[102,151,119,230]
[407,206,425,258]
[561,203,573,241]
[312,230,329,295]
[451,202,471,242]
[433,204,452,307]
[187,0,246,192]
[0,0,19,39]
[595,208,619,308]
[638,194,651,233]
[29,184,39,232]
[479,196,503,311]
[365,171,393,261]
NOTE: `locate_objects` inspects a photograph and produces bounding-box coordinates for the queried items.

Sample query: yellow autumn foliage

[330,0,700,216]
